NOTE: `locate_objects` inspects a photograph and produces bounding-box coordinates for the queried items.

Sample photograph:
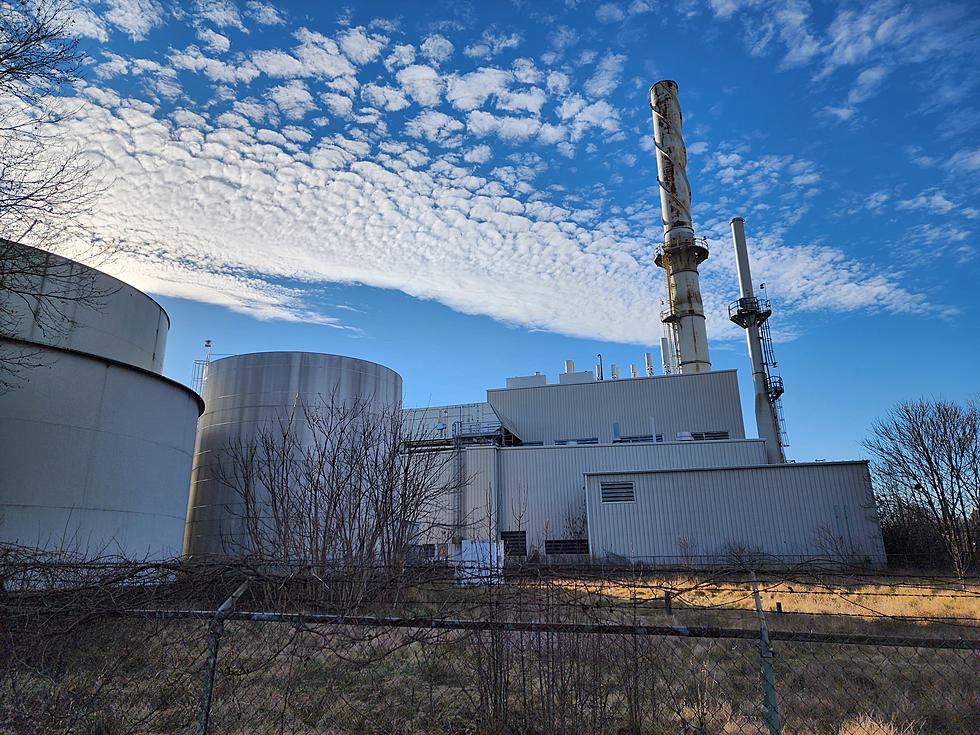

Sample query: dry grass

[3,571,976,734]
[545,573,979,635]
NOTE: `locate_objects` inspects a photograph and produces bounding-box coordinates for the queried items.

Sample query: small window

[600,481,635,503]
[500,530,527,556]
[545,538,589,555]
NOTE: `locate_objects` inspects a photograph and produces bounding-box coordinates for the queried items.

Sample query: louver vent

[500,530,527,556]
[690,431,730,441]
[600,481,636,503]
[545,538,589,555]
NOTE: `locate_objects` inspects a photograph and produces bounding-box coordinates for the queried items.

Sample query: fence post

[194,581,249,735]
[751,572,782,735]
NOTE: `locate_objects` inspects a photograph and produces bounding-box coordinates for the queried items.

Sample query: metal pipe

[729,218,784,464]
[730,216,754,299]
[659,337,671,375]
[650,80,711,375]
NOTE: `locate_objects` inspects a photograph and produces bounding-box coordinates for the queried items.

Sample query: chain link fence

[1,553,976,734]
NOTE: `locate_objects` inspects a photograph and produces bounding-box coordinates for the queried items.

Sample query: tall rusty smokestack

[650,80,711,374]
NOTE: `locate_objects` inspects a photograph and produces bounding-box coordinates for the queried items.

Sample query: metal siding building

[487,370,745,445]
[0,241,202,559]
[408,367,885,566]
[465,440,767,552]
[584,462,885,563]
[183,352,403,557]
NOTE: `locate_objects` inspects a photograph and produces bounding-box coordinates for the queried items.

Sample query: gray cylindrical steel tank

[0,240,202,559]
[1,241,168,372]
[182,352,403,557]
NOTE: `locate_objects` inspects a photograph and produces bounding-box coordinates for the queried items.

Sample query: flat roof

[488,369,739,393]
[584,459,869,477]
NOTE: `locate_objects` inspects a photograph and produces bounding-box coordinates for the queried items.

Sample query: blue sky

[54,0,979,460]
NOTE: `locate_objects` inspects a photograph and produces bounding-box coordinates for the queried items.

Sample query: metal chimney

[728,217,786,464]
[650,80,711,374]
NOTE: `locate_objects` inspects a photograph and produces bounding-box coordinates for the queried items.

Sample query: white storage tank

[0,241,202,559]
[182,352,403,557]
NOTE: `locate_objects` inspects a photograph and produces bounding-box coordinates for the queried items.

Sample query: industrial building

[0,80,886,566]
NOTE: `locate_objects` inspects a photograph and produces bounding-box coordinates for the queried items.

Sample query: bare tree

[1,0,111,391]
[863,398,979,578]
[211,392,461,605]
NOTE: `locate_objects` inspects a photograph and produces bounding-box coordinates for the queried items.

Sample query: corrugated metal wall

[585,462,885,563]
[487,370,745,445]
[461,440,768,550]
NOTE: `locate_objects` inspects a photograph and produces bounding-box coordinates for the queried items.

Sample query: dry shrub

[839,714,919,734]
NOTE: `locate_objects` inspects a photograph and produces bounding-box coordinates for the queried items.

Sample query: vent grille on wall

[500,530,527,556]
[545,538,589,555]
[691,431,730,441]
[600,481,636,503]
[614,434,664,444]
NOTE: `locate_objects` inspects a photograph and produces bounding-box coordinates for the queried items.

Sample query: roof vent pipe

[596,353,604,381]
[629,364,638,378]
[564,359,575,374]
[610,364,620,380]
[644,352,654,376]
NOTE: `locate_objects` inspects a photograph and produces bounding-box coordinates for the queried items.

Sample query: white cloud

[104,0,164,40]
[511,58,542,84]
[292,28,359,79]
[339,27,387,65]
[269,80,316,119]
[44,90,939,349]
[596,4,625,23]
[195,0,245,31]
[420,34,454,64]
[558,96,621,140]
[463,144,492,164]
[822,105,855,122]
[171,45,259,83]
[361,83,409,111]
[896,189,957,214]
[69,6,109,41]
[584,53,625,97]
[96,53,129,78]
[245,1,284,25]
[384,44,416,71]
[445,68,512,111]
[846,64,889,105]
[405,110,464,146]
[197,26,231,54]
[320,92,353,118]
[949,147,980,172]
[467,110,541,141]
[396,65,444,107]
[250,49,304,77]
[546,71,570,95]
[497,87,547,115]
[464,31,521,59]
